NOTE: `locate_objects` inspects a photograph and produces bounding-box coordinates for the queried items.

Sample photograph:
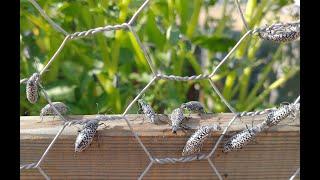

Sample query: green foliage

[20,0,299,116]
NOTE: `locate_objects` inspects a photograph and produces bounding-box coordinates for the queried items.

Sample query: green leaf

[192,35,236,52]
[145,11,166,49]
[204,0,217,6]
[166,25,180,45]
[175,0,193,33]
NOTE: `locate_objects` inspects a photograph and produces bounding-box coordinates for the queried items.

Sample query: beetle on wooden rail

[180,101,206,115]
[137,98,159,124]
[75,119,100,152]
[182,125,221,156]
[223,122,266,153]
[264,103,300,127]
[40,102,69,120]
[170,107,187,134]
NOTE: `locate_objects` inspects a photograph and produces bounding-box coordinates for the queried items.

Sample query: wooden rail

[20,113,300,179]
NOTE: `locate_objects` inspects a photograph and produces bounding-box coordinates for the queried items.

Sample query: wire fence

[20,0,300,179]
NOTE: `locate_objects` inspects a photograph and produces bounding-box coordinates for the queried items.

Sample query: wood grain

[20,113,300,179]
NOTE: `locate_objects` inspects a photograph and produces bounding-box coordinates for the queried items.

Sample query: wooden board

[20,113,300,179]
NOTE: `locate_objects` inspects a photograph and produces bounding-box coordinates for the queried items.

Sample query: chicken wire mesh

[20,0,300,179]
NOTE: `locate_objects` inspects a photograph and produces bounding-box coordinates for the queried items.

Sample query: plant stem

[246,67,299,111]
[238,66,251,105]
[186,0,203,38]
[222,70,237,101]
[245,46,282,105]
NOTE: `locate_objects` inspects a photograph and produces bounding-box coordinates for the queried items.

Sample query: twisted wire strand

[240,95,300,117]
[95,114,123,121]
[239,107,277,117]
[20,163,36,170]
[154,154,207,164]
[157,74,211,81]
[66,115,123,126]
[69,23,129,40]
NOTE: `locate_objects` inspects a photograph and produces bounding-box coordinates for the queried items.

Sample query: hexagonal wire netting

[20,0,300,179]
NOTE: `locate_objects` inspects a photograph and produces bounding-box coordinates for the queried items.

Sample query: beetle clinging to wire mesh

[253,21,300,43]
[137,98,159,124]
[170,107,191,134]
[182,125,221,156]
[180,101,206,116]
[26,73,40,104]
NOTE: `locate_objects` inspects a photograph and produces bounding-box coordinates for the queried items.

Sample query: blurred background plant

[20,0,300,116]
